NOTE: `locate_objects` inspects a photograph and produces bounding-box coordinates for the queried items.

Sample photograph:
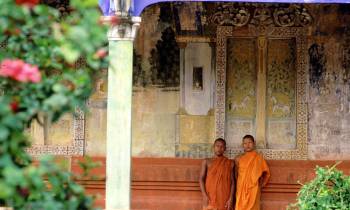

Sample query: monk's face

[242,138,255,152]
[213,141,226,156]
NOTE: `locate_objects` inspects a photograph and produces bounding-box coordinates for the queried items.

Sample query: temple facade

[23,1,350,210]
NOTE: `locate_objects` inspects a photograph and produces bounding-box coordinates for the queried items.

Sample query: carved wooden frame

[215,26,308,159]
[26,109,85,156]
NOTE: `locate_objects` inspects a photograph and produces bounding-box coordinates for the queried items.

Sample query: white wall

[183,43,213,115]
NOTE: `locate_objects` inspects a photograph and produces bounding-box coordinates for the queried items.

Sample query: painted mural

[309,43,326,91]
[23,3,350,159]
[342,27,350,86]
[226,38,257,147]
[175,114,214,158]
[28,114,73,146]
[266,38,296,149]
[307,4,350,159]
[133,3,180,88]
[150,27,180,87]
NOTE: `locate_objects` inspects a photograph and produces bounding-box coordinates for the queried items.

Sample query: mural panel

[216,26,308,160]
[225,38,257,147]
[266,38,296,149]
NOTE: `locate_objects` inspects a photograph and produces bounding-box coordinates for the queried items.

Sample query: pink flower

[15,0,39,8]
[17,62,41,83]
[0,59,41,83]
[0,59,23,77]
[93,48,107,59]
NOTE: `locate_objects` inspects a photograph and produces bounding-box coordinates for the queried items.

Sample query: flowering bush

[288,163,350,210]
[0,0,108,209]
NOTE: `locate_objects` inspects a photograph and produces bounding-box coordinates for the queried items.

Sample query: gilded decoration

[175,3,313,42]
[207,4,251,27]
[207,3,313,28]
[266,39,296,149]
[225,38,257,147]
[215,26,308,160]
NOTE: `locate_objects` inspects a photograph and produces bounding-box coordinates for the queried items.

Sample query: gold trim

[215,26,308,160]
[176,36,213,43]
[256,36,267,148]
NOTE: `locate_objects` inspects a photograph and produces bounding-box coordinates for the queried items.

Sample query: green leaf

[71,0,97,9]
[0,181,14,198]
[60,43,80,64]
[0,125,9,141]
[44,94,68,110]
[2,115,23,130]
[52,83,66,93]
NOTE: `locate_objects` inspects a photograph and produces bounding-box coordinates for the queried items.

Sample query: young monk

[235,135,270,210]
[199,138,234,210]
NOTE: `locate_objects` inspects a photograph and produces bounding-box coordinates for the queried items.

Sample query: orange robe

[235,151,270,210]
[204,156,233,210]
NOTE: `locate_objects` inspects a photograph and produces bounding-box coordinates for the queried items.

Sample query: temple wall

[27,3,350,160]
[131,87,179,157]
[183,43,213,115]
[307,5,350,159]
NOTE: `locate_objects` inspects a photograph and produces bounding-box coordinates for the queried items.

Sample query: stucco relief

[207,3,312,28]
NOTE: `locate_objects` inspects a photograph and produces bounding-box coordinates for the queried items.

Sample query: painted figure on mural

[235,135,270,210]
[199,138,234,210]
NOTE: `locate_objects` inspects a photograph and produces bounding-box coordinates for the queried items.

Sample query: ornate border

[26,109,85,156]
[215,26,308,160]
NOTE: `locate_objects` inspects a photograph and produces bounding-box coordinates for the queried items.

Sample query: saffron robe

[235,151,270,210]
[204,156,233,210]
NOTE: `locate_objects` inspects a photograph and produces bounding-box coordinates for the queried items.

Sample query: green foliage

[77,156,102,180]
[2,156,97,210]
[0,0,108,123]
[0,97,31,168]
[289,163,350,210]
[0,0,107,209]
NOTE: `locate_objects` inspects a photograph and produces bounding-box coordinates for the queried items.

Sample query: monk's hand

[259,176,264,188]
[225,198,233,210]
[202,194,209,207]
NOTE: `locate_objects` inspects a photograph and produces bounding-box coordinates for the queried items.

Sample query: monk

[235,135,270,210]
[199,138,234,210]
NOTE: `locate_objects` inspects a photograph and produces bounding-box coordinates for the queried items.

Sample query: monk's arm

[260,171,270,187]
[259,159,271,188]
[199,159,208,198]
[259,172,267,188]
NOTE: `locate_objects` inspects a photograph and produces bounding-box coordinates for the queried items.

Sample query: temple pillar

[105,15,141,210]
